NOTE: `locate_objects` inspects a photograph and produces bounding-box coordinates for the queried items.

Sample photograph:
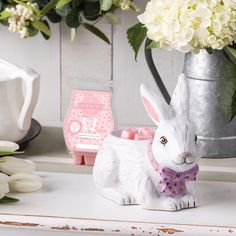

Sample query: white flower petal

[0,181,9,199]
[0,156,36,175]
[9,173,42,193]
[0,173,10,183]
[0,141,19,152]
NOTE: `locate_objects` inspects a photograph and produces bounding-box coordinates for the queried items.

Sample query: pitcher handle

[12,68,40,131]
[144,38,171,104]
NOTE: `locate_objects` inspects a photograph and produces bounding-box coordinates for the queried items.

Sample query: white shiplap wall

[113,5,184,127]
[0,24,61,123]
[0,0,184,127]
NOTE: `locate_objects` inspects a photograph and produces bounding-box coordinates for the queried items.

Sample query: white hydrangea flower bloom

[6,2,39,38]
[138,0,236,53]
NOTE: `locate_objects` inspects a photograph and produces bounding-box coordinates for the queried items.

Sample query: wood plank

[0,172,235,236]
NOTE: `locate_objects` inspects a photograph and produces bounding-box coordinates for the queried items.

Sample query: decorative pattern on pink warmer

[64,90,114,164]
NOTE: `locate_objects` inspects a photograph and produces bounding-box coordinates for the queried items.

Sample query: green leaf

[100,0,112,11]
[28,25,39,37]
[0,151,24,156]
[0,0,3,11]
[66,9,80,28]
[32,20,51,36]
[82,23,110,44]
[56,0,72,9]
[13,0,41,15]
[205,47,213,54]
[35,0,49,8]
[40,20,50,39]
[0,19,9,26]
[56,4,71,16]
[225,46,236,65]
[146,40,160,49]
[0,196,19,204]
[127,23,147,60]
[229,85,236,121]
[40,0,58,16]
[230,42,236,50]
[46,9,62,23]
[83,0,100,21]
[105,12,121,24]
[0,10,10,20]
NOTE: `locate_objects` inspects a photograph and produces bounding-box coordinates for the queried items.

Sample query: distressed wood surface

[0,172,235,235]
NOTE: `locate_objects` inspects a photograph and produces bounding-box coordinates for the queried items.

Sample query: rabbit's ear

[140,84,173,125]
[170,73,190,118]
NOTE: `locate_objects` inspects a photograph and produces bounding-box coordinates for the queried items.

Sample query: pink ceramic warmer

[64,90,114,165]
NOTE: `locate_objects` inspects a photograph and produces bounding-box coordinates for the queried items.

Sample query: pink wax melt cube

[140,127,155,136]
[134,133,154,140]
[121,128,138,139]
[120,127,155,140]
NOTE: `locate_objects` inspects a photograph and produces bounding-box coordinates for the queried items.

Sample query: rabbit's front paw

[181,194,197,209]
[102,188,136,205]
[170,198,184,211]
[117,191,136,205]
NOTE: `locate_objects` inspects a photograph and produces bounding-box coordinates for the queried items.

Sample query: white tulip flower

[0,156,36,175]
[0,173,10,199]
[9,173,42,193]
[0,172,10,182]
[0,181,9,199]
[0,141,19,152]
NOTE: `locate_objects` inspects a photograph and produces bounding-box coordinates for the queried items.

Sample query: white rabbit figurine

[93,74,201,211]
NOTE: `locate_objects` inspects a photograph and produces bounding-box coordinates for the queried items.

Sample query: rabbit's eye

[160,136,168,145]
[195,135,198,143]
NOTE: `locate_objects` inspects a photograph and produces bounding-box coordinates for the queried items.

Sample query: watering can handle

[12,68,40,132]
[144,38,171,104]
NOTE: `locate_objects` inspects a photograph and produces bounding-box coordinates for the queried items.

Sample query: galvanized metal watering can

[145,39,236,158]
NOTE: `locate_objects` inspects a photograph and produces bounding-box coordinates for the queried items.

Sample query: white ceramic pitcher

[0,60,40,142]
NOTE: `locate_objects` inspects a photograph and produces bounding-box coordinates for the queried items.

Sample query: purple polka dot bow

[160,165,199,196]
[148,144,199,197]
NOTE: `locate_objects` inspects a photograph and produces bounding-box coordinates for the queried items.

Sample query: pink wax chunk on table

[121,127,155,140]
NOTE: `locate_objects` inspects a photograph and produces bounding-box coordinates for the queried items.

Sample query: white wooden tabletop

[0,172,235,236]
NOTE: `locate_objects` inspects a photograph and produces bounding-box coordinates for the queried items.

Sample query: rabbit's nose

[179,152,191,159]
